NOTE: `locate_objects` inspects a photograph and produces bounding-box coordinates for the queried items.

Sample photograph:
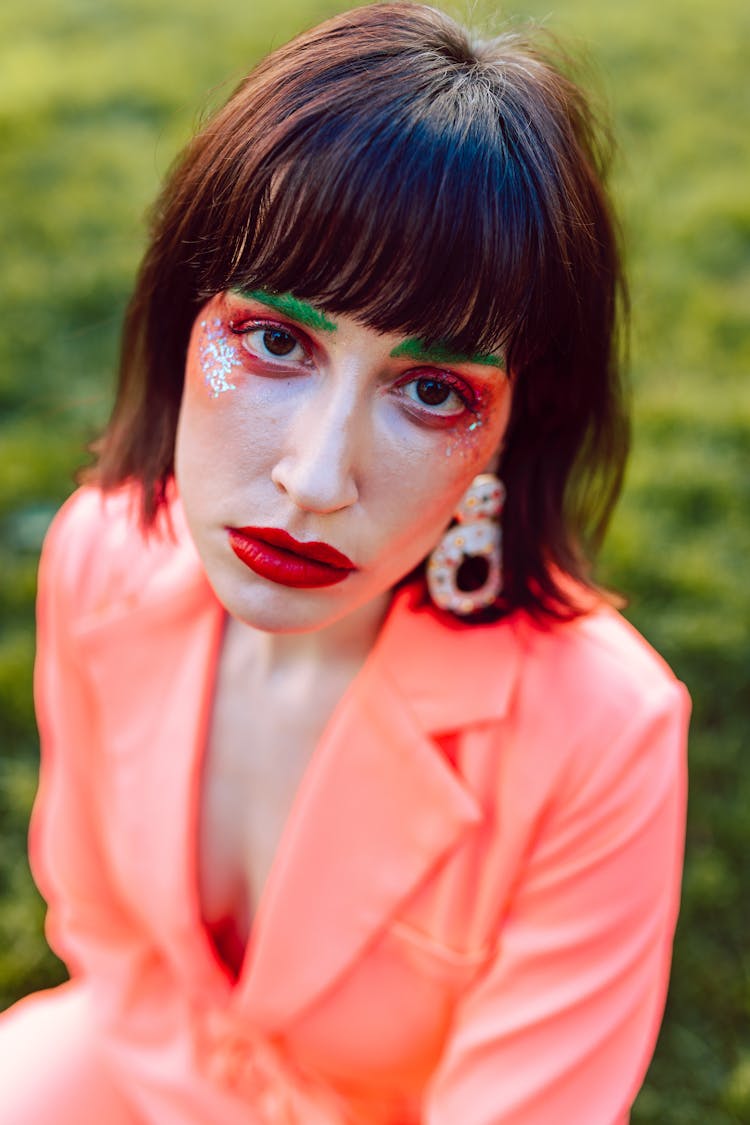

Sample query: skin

[175,289,512,639]
[175,289,513,924]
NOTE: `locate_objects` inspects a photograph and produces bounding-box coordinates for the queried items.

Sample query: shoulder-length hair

[90,1,629,620]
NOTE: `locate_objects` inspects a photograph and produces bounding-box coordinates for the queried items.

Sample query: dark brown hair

[90,1,629,619]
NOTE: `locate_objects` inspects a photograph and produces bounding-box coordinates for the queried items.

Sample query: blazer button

[203,1009,267,1095]
[201,1008,342,1122]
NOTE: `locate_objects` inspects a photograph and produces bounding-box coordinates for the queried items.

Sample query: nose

[271,383,361,514]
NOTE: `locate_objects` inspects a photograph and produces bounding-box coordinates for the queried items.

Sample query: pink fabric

[0,983,140,1123]
[1,486,689,1123]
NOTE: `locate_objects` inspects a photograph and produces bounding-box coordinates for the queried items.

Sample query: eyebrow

[238,289,337,333]
[389,338,505,370]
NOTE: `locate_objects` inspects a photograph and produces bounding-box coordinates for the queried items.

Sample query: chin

[211,576,363,635]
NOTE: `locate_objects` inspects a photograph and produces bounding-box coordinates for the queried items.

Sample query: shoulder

[514,603,687,717]
[38,484,202,627]
[387,584,689,745]
[499,604,690,801]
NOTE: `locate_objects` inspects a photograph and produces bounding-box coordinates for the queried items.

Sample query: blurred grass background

[0,0,748,1118]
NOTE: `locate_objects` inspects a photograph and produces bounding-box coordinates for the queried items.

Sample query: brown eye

[262,328,297,357]
[398,371,472,418]
[416,377,451,406]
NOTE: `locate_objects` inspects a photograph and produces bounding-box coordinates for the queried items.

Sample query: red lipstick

[227,527,356,588]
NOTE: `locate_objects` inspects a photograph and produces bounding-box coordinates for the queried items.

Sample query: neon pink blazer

[20,487,689,1123]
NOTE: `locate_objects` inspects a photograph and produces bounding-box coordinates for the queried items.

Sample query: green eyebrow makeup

[238,290,337,334]
[389,338,505,370]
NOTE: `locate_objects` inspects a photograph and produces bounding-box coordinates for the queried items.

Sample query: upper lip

[229,526,357,571]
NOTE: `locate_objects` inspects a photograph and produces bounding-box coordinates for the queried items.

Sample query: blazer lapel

[73,533,230,996]
[238,584,521,1030]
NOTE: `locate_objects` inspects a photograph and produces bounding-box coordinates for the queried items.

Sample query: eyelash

[392,368,479,422]
[227,314,481,423]
[228,317,312,364]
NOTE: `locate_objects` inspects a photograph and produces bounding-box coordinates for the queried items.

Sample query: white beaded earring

[426,473,505,616]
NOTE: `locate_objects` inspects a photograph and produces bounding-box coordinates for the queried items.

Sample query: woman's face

[175,290,512,633]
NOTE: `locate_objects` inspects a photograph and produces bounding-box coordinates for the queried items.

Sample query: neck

[247,589,393,678]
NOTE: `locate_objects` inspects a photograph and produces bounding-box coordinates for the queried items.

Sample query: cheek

[374,385,511,543]
[439,390,510,468]
[177,340,252,519]
[374,453,484,561]
[180,307,276,469]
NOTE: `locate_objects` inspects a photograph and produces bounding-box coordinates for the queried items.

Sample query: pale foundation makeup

[175,289,512,636]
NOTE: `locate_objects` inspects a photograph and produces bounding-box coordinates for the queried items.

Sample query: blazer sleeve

[29,498,156,994]
[423,676,690,1125]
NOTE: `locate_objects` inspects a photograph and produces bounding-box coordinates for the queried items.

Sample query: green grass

[1,0,748,1118]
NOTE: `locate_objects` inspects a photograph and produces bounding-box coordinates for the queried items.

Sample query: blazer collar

[373,580,521,732]
[240,654,483,1026]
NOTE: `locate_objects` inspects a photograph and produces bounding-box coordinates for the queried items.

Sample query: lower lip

[228,530,355,588]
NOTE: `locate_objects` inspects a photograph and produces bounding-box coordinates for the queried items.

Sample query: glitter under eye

[443,411,488,457]
[199,318,242,398]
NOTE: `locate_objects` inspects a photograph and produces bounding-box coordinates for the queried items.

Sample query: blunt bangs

[224,126,514,357]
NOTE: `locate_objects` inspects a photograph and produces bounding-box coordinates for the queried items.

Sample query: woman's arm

[423,678,689,1125]
[29,494,157,990]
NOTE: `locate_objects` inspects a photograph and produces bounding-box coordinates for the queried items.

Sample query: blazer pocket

[384,920,495,988]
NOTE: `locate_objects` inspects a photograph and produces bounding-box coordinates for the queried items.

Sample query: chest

[197,701,316,944]
[197,625,364,951]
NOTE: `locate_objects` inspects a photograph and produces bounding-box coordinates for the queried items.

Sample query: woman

[0,4,689,1122]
